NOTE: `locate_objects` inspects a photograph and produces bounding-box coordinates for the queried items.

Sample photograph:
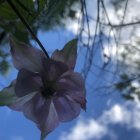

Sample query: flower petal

[56,71,86,110]
[40,99,59,138]
[42,58,68,83]
[9,36,46,72]
[9,92,37,111]
[23,94,59,138]
[65,91,86,111]
[15,69,42,97]
[23,94,47,123]
[53,96,81,122]
[51,39,77,70]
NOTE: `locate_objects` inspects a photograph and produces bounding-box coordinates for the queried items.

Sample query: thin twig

[99,20,140,28]
[94,74,140,92]
[84,0,100,78]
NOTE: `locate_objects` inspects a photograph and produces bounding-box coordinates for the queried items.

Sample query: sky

[1,0,140,140]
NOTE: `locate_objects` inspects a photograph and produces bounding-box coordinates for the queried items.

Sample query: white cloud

[59,101,140,140]
[100,104,130,124]
[60,119,107,140]
[101,101,140,130]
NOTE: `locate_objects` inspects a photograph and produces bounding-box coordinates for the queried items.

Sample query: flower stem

[40,133,45,140]
[7,0,50,58]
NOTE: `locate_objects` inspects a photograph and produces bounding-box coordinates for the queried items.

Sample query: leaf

[115,82,129,91]
[0,3,17,20]
[37,0,46,12]
[15,0,35,13]
[0,60,9,74]
[51,39,78,70]
[0,81,17,106]
[13,28,29,43]
[122,94,134,100]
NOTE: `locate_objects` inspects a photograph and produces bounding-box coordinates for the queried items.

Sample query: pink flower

[0,36,86,139]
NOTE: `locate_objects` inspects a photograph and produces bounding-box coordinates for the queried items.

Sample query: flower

[0,36,86,139]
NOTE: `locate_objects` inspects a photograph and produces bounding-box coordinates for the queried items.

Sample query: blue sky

[1,0,140,140]
[0,26,140,140]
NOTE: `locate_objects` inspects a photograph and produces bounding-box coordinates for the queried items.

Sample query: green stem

[7,0,50,58]
[40,133,45,140]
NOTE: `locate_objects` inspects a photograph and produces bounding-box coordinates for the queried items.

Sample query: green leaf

[0,3,17,20]
[37,0,46,12]
[122,94,134,100]
[115,82,129,91]
[120,74,129,80]
[0,81,17,106]
[20,0,35,12]
[0,60,9,75]
[13,28,29,43]
[51,39,78,70]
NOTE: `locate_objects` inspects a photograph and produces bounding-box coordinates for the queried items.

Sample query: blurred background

[0,0,140,140]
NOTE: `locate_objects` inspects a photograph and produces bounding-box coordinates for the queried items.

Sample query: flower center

[41,86,56,99]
